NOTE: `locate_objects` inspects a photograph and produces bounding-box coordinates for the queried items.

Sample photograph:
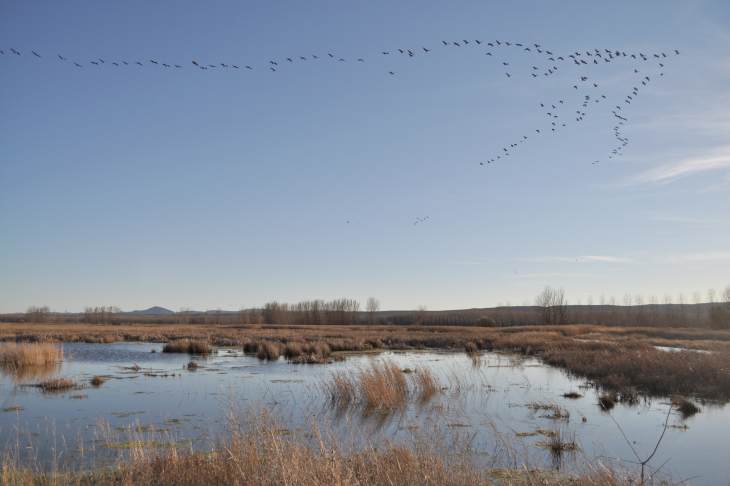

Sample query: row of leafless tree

[16,286,730,329]
[259,298,365,325]
[83,306,121,324]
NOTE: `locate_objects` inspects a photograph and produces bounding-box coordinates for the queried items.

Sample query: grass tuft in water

[162,339,212,355]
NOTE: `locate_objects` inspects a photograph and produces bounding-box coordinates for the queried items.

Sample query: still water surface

[1,342,728,484]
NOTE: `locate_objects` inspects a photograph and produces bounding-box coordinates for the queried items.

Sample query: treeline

[7,288,730,329]
[260,299,361,325]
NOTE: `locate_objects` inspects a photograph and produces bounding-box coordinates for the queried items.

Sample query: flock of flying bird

[2,38,679,227]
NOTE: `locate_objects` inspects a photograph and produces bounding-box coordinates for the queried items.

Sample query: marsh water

[1,343,728,484]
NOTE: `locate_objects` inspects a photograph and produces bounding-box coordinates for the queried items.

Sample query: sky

[1,0,729,313]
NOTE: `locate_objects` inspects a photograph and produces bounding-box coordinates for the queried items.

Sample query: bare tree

[83,306,120,324]
[26,306,50,323]
[535,286,568,325]
[414,305,428,326]
[707,288,717,304]
[710,285,730,329]
[365,297,380,324]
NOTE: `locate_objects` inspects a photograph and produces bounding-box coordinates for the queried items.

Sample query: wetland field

[1,323,729,485]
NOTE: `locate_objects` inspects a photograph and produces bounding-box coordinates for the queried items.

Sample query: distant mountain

[128,306,174,316]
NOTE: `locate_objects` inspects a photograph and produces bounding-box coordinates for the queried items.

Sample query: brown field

[2,322,730,401]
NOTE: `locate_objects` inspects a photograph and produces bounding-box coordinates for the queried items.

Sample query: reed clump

[539,429,579,456]
[324,361,409,413]
[256,341,282,361]
[359,361,408,411]
[162,339,212,355]
[0,342,63,370]
[284,341,331,364]
[325,371,357,409]
[412,367,439,402]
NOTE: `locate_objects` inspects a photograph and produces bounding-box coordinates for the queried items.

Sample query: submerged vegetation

[36,377,76,393]
[673,396,701,418]
[90,375,107,387]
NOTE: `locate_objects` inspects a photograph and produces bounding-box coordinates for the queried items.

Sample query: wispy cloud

[657,251,730,264]
[648,214,720,225]
[511,272,593,280]
[630,146,730,185]
[515,251,730,266]
[517,255,633,264]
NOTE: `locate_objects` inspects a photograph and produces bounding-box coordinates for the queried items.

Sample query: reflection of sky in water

[0,342,728,484]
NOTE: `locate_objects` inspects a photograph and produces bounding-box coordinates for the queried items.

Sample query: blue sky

[1,0,729,312]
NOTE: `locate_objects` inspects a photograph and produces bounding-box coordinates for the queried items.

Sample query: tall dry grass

[162,339,212,355]
[412,367,439,402]
[325,361,440,413]
[359,361,408,411]
[0,412,639,486]
[256,341,282,361]
[0,342,63,369]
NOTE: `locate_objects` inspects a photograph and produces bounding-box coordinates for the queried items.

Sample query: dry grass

[359,361,408,411]
[37,377,76,393]
[3,321,730,400]
[324,361,409,413]
[412,367,439,402]
[0,342,62,370]
[283,341,331,364]
[325,371,357,409]
[162,339,212,355]
[256,341,282,361]
[0,413,638,486]
[527,402,570,420]
[539,429,579,456]
[325,362,441,413]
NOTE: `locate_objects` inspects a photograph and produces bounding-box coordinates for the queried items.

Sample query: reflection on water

[0,342,728,484]
[0,361,61,382]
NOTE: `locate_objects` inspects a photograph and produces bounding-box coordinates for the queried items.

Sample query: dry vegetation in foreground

[2,322,730,400]
[0,413,639,486]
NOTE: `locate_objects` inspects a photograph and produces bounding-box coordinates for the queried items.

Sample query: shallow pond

[1,342,728,484]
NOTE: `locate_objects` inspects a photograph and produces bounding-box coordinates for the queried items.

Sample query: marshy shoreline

[2,322,729,401]
[1,324,728,484]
